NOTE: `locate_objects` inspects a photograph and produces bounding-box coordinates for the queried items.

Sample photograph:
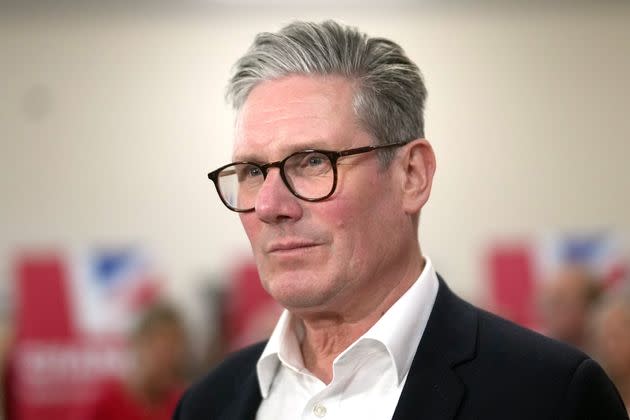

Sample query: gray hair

[227,20,427,163]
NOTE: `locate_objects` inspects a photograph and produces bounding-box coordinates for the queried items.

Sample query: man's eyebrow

[233,139,334,162]
[231,152,264,163]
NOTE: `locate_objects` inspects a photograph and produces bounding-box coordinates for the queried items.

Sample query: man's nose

[254,169,303,223]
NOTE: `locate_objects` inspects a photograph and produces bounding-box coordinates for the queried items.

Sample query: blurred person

[204,262,282,370]
[175,21,628,419]
[0,290,12,420]
[86,303,186,420]
[592,289,630,413]
[223,261,283,352]
[539,264,602,351]
[0,321,11,420]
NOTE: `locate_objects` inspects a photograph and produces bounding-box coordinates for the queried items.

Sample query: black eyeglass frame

[207,140,410,213]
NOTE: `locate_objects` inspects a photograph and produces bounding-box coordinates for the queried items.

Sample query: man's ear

[399,139,436,215]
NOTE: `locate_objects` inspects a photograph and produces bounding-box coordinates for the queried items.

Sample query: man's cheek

[240,216,260,243]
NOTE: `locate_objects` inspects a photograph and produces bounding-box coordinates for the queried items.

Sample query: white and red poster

[6,248,161,420]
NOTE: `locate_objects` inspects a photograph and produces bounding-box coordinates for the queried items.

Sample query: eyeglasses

[207,141,409,212]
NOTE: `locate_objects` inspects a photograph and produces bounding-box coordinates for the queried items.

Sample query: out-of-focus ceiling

[1,0,620,19]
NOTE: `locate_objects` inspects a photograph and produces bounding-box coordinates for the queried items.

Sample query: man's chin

[264,278,335,311]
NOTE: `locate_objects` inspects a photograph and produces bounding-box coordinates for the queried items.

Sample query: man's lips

[266,240,322,253]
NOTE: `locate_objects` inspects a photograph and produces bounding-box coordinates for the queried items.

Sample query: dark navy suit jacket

[174,278,629,420]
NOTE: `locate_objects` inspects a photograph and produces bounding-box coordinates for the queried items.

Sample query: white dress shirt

[256,258,439,420]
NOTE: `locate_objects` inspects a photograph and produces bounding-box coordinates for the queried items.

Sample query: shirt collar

[256,257,439,398]
[360,257,439,384]
[257,310,302,398]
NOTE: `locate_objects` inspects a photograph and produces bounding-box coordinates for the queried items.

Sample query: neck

[298,251,425,383]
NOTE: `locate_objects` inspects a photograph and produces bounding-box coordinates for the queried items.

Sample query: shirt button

[312,403,327,418]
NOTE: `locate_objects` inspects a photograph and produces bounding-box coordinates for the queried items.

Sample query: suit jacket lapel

[392,276,478,420]
[218,369,263,420]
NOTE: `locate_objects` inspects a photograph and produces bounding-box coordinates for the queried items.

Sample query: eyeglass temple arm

[338,141,409,157]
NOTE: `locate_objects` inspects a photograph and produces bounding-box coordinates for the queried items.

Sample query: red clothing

[86,379,182,420]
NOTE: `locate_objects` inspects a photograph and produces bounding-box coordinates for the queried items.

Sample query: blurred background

[1,1,630,418]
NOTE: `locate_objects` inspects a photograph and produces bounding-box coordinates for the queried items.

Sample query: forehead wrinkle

[236,96,332,128]
[246,96,338,125]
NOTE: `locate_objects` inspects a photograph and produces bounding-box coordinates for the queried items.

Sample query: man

[175,21,628,419]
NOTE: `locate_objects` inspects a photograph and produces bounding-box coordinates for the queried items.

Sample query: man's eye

[237,165,262,181]
[298,152,327,167]
[247,166,262,177]
[307,156,325,166]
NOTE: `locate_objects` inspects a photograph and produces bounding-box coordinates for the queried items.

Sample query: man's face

[233,75,409,315]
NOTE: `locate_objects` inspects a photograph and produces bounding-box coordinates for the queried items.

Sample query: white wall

[2,3,629,305]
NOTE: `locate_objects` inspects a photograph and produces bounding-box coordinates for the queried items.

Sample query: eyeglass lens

[217,151,335,211]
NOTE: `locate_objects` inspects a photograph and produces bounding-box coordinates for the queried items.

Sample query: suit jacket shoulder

[472,306,627,419]
[395,278,628,420]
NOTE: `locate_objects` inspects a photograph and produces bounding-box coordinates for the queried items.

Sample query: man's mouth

[267,240,322,253]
